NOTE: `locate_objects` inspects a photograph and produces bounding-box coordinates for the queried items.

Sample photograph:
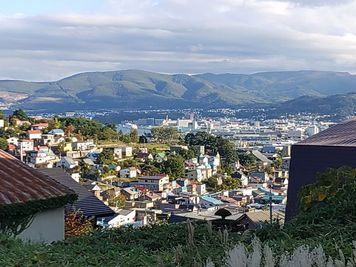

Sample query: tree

[220,176,241,190]
[161,155,185,179]
[238,152,257,168]
[206,176,219,191]
[12,109,28,120]
[179,147,197,160]
[152,127,180,144]
[142,164,160,175]
[120,134,131,143]
[97,148,114,165]
[108,195,126,208]
[98,126,118,141]
[273,151,283,170]
[184,132,238,169]
[0,137,7,150]
[129,128,139,143]
[65,210,93,238]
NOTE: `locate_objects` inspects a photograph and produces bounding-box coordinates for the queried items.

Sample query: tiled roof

[298,118,356,147]
[0,150,73,206]
[39,168,115,218]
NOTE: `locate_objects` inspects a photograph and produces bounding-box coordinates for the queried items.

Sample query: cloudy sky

[1,0,356,81]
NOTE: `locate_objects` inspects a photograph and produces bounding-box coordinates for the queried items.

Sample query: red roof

[0,150,73,206]
[28,130,42,134]
[32,123,49,127]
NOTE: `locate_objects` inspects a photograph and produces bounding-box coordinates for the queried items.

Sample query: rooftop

[298,118,356,147]
[0,150,73,206]
[39,168,115,218]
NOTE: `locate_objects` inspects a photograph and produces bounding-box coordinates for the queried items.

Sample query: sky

[1,0,356,81]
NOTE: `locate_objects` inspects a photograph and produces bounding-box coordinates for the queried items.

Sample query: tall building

[286,118,356,221]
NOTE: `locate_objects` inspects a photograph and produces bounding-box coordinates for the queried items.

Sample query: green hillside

[1,69,356,111]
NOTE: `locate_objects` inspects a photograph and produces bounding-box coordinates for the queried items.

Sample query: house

[48,129,65,137]
[26,147,58,167]
[121,187,141,200]
[232,171,249,187]
[185,169,203,182]
[0,150,76,243]
[7,137,19,146]
[59,156,77,169]
[155,152,167,163]
[200,195,224,208]
[13,118,31,127]
[99,209,136,228]
[18,139,34,158]
[137,175,170,191]
[249,171,269,183]
[120,167,137,178]
[121,146,133,157]
[72,140,95,151]
[39,168,115,220]
[136,152,153,162]
[42,134,55,146]
[31,122,49,130]
[197,184,206,195]
[251,150,273,166]
[83,158,95,167]
[198,165,213,180]
[113,147,122,160]
[87,151,100,162]
[0,119,4,128]
[28,130,42,140]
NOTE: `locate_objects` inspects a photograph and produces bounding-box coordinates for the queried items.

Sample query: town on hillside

[0,108,327,237]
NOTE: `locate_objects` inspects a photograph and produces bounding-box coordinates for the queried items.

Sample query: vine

[0,193,77,236]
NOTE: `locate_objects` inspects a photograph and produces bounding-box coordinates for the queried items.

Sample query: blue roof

[262,195,285,201]
[201,195,224,205]
[49,129,64,134]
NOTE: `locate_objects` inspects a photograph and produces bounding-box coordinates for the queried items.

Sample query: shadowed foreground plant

[206,238,356,267]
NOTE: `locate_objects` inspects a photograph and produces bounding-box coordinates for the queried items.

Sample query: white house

[42,134,55,146]
[0,150,74,243]
[137,175,170,191]
[7,137,19,146]
[120,167,137,178]
[27,147,58,167]
[98,209,136,228]
[48,129,65,137]
[72,140,95,151]
[28,130,42,140]
[31,122,49,130]
[113,147,123,160]
[121,146,133,157]
[107,209,136,227]
[59,156,77,169]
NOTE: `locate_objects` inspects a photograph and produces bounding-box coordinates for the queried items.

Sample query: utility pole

[267,177,273,224]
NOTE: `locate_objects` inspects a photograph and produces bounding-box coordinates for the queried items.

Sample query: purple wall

[286,144,356,221]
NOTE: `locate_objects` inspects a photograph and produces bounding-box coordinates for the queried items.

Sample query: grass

[133,143,170,151]
[0,222,242,267]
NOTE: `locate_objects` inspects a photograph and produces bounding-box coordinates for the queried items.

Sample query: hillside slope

[1,70,356,111]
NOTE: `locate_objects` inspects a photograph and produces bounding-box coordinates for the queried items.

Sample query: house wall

[286,144,356,221]
[18,207,65,243]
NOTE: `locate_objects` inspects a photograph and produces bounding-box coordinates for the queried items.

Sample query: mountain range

[1,69,356,113]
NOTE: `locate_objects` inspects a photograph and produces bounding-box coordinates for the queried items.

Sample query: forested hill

[1,69,356,111]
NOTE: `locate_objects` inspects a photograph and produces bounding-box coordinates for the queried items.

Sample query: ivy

[0,193,77,235]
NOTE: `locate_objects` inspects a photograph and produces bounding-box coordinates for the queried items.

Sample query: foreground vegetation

[2,165,356,266]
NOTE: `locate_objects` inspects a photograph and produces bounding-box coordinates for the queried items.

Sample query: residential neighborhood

[0,109,300,237]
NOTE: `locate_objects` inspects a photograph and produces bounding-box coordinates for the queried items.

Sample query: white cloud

[0,0,356,80]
